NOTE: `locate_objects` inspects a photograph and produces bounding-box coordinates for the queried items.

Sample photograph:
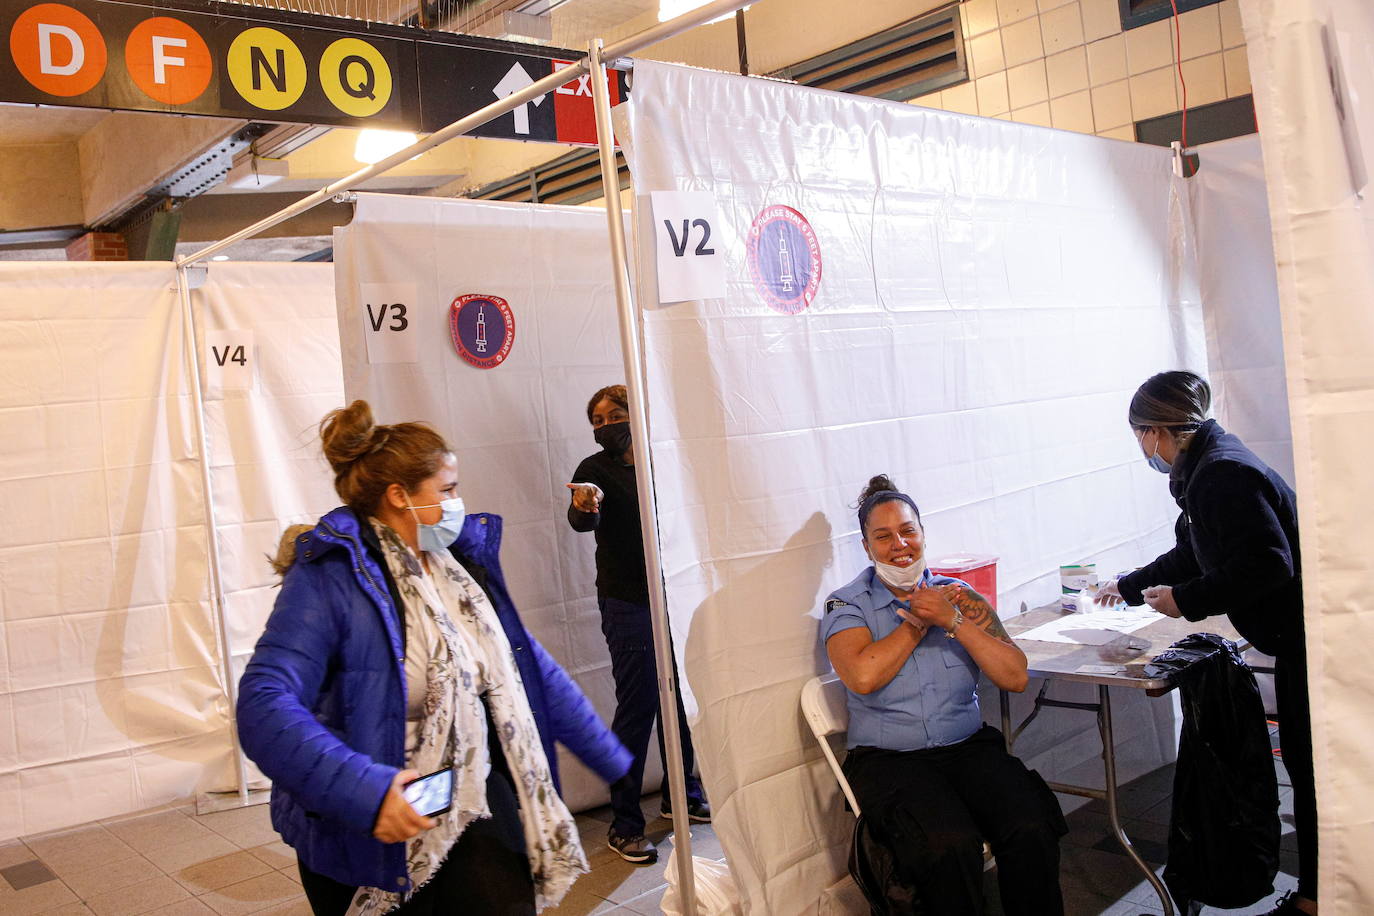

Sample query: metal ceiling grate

[469,147,628,206]
[773,6,968,102]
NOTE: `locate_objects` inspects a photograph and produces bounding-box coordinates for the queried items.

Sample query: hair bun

[860,474,897,503]
[320,400,380,473]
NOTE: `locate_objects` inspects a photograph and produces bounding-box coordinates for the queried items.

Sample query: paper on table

[1016,607,1161,645]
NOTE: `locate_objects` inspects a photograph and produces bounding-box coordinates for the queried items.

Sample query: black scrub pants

[843,725,1068,916]
[599,596,706,838]
[1275,645,1318,901]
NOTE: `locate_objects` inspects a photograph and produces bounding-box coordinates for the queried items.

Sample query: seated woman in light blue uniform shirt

[822,474,1066,916]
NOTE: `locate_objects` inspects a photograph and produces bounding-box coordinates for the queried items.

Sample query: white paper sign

[205,329,254,391]
[1015,607,1159,645]
[651,190,726,304]
[361,282,419,363]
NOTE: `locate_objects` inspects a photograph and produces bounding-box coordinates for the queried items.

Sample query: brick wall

[65,232,128,262]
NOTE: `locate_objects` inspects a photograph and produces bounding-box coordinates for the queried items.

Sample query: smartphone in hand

[402,768,454,818]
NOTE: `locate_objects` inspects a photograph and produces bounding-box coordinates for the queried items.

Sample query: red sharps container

[928,554,999,609]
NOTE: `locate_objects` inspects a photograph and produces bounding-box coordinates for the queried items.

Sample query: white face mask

[872,554,927,591]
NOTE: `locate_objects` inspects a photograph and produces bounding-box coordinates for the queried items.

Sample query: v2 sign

[651,190,726,304]
[362,282,418,363]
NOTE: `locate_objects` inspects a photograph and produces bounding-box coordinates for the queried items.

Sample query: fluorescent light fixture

[658,0,750,23]
[211,255,230,261]
[353,129,420,165]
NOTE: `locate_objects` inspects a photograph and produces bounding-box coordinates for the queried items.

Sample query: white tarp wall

[1189,135,1294,486]
[620,61,1207,913]
[1241,0,1374,910]
[0,261,343,839]
[332,194,651,812]
[192,264,344,697]
[191,262,345,785]
[0,263,228,838]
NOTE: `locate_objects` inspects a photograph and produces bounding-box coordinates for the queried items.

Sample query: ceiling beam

[77,112,247,226]
[0,143,84,230]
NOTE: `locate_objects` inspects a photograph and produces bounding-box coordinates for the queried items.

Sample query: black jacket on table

[1117,419,1301,657]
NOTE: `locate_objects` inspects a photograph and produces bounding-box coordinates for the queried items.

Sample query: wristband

[945,608,964,638]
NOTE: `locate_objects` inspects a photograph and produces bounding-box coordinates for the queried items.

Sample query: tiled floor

[1,744,1300,916]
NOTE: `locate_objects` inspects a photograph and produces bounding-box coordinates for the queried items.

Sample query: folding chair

[801,673,862,815]
[801,673,993,865]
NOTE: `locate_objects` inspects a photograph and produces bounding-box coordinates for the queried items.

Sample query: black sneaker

[607,831,657,864]
[660,800,712,823]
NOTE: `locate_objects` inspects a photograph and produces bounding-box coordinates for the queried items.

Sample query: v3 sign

[416,42,622,143]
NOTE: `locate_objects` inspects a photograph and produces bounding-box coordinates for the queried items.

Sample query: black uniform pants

[599,596,706,838]
[298,765,535,916]
[1276,647,1318,900]
[844,725,1067,916]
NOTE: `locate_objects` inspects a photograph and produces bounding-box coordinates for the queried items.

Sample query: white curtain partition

[1242,0,1374,910]
[1189,135,1294,486]
[191,263,345,763]
[0,263,224,838]
[0,261,342,840]
[619,61,1208,912]
[331,194,651,812]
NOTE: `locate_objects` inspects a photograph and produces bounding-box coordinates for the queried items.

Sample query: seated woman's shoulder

[827,568,879,605]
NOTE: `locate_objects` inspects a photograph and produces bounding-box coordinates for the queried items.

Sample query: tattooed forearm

[946,587,1014,644]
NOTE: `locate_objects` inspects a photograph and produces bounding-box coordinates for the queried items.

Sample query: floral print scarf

[346,521,587,914]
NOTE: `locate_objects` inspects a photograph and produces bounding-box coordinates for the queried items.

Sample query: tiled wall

[915,0,1251,141]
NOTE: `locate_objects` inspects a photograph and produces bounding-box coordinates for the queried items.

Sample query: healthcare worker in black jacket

[1096,371,1314,916]
[566,384,709,866]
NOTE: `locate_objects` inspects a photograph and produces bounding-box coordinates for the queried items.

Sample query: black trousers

[599,597,706,837]
[298,766,535,916]
[844,725,1067,916]
[1275,647,1318,900]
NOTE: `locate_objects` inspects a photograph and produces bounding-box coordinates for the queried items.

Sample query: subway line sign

[1,0,623,140]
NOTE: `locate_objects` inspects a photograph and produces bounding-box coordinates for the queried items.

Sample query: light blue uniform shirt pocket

[819,568,983,752]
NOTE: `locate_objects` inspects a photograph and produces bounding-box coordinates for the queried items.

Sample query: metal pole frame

[587,38,698,913]
[177,0,756,267]
[175,264,252,806]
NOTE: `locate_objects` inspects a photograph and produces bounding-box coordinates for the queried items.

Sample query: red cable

[1170,0,1189,151]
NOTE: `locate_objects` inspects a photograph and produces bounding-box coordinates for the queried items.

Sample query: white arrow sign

[493,62,546,135]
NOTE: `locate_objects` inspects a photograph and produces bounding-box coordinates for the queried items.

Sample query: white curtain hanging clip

[1171,140,1193,178]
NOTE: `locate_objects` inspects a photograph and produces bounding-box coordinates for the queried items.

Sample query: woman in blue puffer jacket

[238,400,631,916]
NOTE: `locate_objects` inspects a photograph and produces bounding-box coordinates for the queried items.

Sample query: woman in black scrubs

[1097,371,1314,916]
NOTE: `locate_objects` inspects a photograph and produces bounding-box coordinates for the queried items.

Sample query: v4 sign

[416,43,622,144]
